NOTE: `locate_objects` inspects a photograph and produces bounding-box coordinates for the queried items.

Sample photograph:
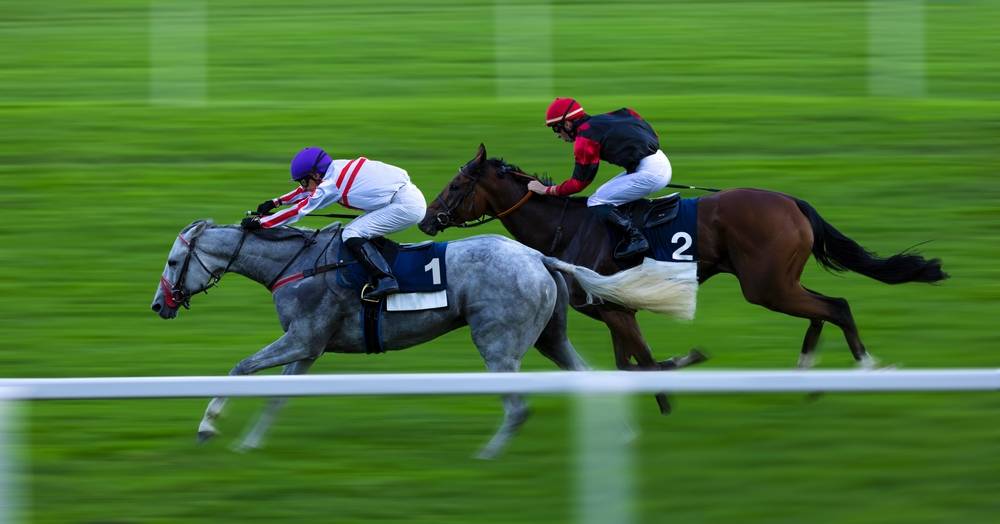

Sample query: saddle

[335,238,449,356]
[618,192,681,229]
[336,238,447,293]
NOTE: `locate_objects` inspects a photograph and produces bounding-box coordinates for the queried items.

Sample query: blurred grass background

[1,0,998,522]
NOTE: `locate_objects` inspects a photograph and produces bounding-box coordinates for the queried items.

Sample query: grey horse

[151,220,589,458]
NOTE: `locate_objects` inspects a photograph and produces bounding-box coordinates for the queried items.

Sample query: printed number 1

[424,258,442,285]
[671,232,694,261]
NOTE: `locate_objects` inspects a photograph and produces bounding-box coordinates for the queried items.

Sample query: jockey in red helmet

[529,98,673,259]
[242,147,427,300]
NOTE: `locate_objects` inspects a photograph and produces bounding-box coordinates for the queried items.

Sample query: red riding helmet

[545,98,585,127]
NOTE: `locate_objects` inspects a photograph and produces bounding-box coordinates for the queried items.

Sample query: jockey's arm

[272,186,309,207]
[260,185,336,228]
[545,163,598,196]
[545,135,600,196]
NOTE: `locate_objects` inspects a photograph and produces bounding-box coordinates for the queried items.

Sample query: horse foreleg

[598,309,672,415]
[234,357,318,452]
[534,276,591,372]
[197,333,321,444]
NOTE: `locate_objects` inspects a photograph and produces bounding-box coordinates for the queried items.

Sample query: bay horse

[419,144,947,383]
[151,219,589,458]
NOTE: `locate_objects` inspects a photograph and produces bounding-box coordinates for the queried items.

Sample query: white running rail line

[0,370,996,399]
[0,370,995,524]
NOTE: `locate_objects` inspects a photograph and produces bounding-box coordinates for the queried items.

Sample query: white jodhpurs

[342,182,427,241]
[586,150,672,207]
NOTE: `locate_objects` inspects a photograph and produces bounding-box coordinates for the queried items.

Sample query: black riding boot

[592,204,650,259]
[345,237,400,300]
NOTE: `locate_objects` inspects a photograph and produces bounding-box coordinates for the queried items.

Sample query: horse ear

[186,220,210,237]
[475,143,487,165]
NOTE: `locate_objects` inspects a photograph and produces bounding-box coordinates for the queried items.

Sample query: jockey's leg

[342,183,426,299]
[592,204,649,258]
[345,237,400,299]
[587,150,672,259]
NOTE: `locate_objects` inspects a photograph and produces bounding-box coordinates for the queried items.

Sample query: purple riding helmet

[289,147,332,181]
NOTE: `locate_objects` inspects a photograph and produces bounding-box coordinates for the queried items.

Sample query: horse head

[151,220,243,319]
[419,143,537,235]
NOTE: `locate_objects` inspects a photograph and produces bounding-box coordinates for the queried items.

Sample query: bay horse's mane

[485,157,589,206]
[486,157,553,186]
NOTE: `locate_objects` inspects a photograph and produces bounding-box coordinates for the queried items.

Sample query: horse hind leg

[741,277,874,367]
[535,327,590,372]
[798,318,825,370]
[470,316,539,459]
[476,355,529,460]
[233,357,318,452]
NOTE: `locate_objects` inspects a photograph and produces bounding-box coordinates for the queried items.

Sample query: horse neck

[201,227,309,288]
[496,191,605,264]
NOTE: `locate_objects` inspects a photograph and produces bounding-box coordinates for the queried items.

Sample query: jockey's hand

[527,180,550,195]
[241,216,262,231]
[256,199,278,215]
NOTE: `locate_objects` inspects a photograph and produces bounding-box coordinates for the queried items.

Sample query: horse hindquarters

[715,190,874,365]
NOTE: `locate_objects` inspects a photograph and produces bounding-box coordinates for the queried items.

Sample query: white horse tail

[541,256,698,320]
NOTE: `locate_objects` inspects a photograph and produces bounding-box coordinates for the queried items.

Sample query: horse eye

[449,184,459,191]
[168,260,177,267]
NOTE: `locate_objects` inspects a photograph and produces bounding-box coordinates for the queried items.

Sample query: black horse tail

[794,199,948,284]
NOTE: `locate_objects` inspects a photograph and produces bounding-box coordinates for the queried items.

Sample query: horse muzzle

[419,213,448,236]
[151,297,179,319]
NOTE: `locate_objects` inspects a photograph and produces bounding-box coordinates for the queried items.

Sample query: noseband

[434,164,534,229]
[159,227,248,309]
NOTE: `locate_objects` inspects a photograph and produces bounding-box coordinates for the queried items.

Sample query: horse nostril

[152,303,162,313]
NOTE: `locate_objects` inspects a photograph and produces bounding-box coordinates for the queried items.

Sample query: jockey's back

[576,108,660,173]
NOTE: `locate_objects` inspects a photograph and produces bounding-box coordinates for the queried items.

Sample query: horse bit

[433,164,533,229]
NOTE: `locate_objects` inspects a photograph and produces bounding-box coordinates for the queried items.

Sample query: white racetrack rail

[0,369,996,399]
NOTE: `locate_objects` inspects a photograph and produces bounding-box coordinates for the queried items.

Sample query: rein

[439,191,533,229]
[434,165,536,229]
[160,227,249,309]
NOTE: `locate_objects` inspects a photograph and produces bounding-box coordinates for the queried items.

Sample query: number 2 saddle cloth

[609,193,699,266]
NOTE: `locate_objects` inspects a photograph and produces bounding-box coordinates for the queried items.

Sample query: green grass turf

[1,1,998,522]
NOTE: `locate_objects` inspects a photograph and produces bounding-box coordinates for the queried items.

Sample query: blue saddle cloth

[336,240,449,292]
[645,198,699,263]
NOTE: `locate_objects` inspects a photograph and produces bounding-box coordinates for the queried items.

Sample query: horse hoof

[229,441,258,454]
[619,422,639,445]
[688,347,709,364]
[658,348,709,370]
[655,393,672,415]
[475,445,502,461]
[804,392,825,403]
[197,431,217,444]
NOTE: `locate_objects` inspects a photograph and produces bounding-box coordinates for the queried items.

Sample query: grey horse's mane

[183,219,322,241]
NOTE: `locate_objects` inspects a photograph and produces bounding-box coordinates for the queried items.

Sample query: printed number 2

[424,258,442,285]
[671,232,694,261]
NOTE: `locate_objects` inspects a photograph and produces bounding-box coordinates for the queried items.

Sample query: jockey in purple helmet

[527,98,672,259]
[242,146,427,300]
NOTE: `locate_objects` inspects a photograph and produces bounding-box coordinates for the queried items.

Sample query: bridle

[159,226,248,309]
[433,162,534,229]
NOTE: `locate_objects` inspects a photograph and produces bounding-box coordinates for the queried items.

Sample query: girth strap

[270,262,349,293]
